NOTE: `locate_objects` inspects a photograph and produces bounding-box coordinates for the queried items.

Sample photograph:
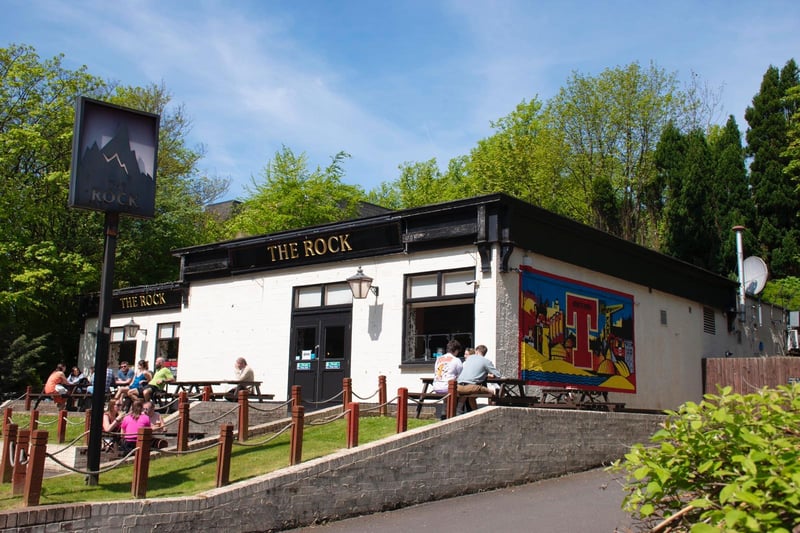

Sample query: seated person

[42,363,71,408]
[67,366,88,394]
[102,398,125,453]
[143,401,168,449]
[225,357,255,401]
[114,361,135,389]
[432,340,463,393]
[119,399,151,455]
[118,360,150,403]
[142,357,175,402]
[87,366,115,395]
[456,344,503,413]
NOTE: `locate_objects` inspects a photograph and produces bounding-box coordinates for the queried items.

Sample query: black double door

[289,311,351,405]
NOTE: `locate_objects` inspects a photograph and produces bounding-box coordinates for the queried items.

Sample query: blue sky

[2,1,799,201]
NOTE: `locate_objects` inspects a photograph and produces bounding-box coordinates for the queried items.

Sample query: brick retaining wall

[0,407,663,532]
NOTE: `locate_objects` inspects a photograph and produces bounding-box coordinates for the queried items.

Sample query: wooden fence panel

[704,356,800,395]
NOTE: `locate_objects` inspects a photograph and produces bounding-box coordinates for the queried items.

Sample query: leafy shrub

[609,384,800,532]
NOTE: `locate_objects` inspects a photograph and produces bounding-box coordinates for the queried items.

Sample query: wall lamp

[346,267,379,299]
[124,318,148,339]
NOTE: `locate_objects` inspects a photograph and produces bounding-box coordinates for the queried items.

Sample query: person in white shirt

[432,340,464,393]
[225,357,255,401]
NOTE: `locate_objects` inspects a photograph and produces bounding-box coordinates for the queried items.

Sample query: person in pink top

[119,399,151,455]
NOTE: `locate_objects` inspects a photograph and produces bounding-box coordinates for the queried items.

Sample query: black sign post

[69,97,159,485]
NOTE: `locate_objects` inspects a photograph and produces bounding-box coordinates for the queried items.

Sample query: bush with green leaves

[610,384,800,532]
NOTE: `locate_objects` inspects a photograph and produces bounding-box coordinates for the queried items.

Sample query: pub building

[77,193,786,410]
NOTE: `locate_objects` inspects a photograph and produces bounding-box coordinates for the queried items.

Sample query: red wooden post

[1,423,17,483]
[2,407,12,438]
[378,375,387,417]
[57,409,68,444]
[446,380,458,419]
[177,397,190,452]
[397,388,408,433]
[12,429,30,496]
[342,378,352,413]
[23,430,48,507]
[29,410,39,431]
[178,390,188,406]
[24,386,32,411]
[346,402,359,448]
[237,389,249,441]
[131,427,153,499]
[291,385,302,409]
[202,385,212,402]
[215,424,234,488]
[290,405,304,465]
[84,409,92,446]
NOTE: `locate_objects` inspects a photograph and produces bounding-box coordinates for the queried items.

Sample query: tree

[546,62,688,246]
[0,44,226,381]
[0,44,107,371]
[226,147,364,236]
[708,116,753,275]
[108,82,229,286]
[464,99,573,217]
[657,125,719,270]
[745,59,800,277]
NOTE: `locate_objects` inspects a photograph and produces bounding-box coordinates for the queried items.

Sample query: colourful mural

[520,267,636,393]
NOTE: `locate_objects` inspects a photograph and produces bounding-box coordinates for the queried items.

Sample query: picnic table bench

[540,388,624,411]
[26,386,105,411]
[409,378,497,418]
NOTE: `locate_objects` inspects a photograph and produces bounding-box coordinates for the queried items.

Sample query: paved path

[286,467,640,532]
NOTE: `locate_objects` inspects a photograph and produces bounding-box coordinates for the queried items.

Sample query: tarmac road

[285,467,641,533]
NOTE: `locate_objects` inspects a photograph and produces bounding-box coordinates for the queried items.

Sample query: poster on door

[519,267,636,393]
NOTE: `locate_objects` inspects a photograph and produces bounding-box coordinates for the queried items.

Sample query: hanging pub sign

[69,96,160,219]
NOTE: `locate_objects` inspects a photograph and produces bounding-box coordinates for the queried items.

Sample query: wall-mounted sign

[297,362,312,371]
[325,361,342,370]
[69,97,160,219]
[82,285,184,317]
[227,222,403,273]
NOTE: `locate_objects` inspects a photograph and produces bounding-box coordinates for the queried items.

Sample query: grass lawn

[0,416,434,511]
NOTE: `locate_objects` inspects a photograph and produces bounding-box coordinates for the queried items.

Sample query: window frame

[401,268,476,366]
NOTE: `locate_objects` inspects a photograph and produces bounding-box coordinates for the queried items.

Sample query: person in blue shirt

[456,344,502,412]
[114,361,135,388]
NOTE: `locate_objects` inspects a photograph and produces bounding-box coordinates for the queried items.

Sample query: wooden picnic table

[167,380,269,401]
[488,377,539,406]
[540,388,623,411]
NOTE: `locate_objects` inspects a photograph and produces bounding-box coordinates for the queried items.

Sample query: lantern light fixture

[124,318,148,338]
[346,267,379,299]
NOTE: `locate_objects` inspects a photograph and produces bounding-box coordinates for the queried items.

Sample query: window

[157,322,180,363]
[109,327,135,367]
[294,283,352,309]
[403,269,475,364]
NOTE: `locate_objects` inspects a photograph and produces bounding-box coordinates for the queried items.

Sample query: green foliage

[546,61,686,245]
[762,277,800,310]
[0,334,48,391]
[610,385,800,532]
[0,43,228,378]
[745,59,800,278]
[226,147,365,236]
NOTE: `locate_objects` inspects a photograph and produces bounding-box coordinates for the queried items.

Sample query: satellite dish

[742,256,768,295]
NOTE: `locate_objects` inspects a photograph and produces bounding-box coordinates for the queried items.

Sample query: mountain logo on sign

[79,126,152,183]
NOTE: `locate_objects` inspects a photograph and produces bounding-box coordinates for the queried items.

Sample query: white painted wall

[82,243,786,411]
